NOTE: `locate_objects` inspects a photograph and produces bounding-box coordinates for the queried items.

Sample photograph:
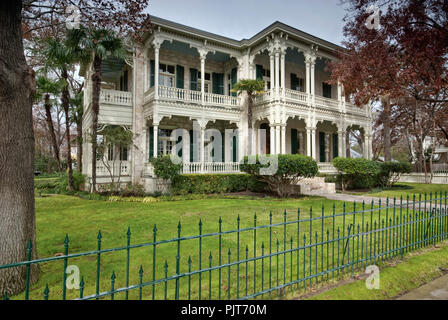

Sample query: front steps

[297,177,336,196]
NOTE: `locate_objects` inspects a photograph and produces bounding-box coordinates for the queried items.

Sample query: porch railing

[96,161,130,176]
[145,86,240,108]
[182,162,241,174]
[100,89,133,107]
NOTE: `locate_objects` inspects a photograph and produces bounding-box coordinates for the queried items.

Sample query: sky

[146,0,348,46]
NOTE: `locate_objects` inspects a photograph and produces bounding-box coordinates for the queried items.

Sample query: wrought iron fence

[1,192,447,300]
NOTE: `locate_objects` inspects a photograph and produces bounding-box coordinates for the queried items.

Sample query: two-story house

[81,16,373,191]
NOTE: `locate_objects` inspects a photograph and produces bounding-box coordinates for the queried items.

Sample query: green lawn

[359,183,448,199]
[16,194,367,300]
[11,182,448,300]
[306,240,448,300]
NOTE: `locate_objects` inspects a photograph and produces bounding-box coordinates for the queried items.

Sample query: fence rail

[1,192,447,300]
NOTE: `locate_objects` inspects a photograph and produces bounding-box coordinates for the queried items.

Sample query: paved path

[308,192,388,205]
[397,273,448,300]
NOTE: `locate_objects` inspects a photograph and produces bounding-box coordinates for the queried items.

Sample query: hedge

[171,174,264,195]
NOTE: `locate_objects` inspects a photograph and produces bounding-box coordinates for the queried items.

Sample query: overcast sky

[146,0,348,45]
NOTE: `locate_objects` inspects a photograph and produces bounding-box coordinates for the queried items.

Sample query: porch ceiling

[101,57,126,81]
[161,40,231,62]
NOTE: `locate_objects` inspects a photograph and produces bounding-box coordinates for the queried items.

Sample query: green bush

[171,174,257,195]
[54,171,86,193]
[240,154,318,197]
[332,157,380,191]
[377,161,412,188]
[150,155,182,180]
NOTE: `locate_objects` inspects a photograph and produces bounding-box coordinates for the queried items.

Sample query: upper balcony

[98,89,133,126]
[144,86,240,110]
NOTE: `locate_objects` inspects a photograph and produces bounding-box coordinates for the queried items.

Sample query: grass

[305,240,448,300]
[15,194,356,300]
[10,182,448,300]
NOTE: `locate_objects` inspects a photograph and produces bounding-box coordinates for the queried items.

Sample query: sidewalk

[397,273,448,300]
[310,192,388,205]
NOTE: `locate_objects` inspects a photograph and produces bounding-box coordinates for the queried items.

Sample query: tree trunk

[382,96,392,161]
[44,94,61,172]
[91,55,102,192]
[0,0,39,296]
[61,68,74,190]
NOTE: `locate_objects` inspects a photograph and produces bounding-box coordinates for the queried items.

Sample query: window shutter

[212,73,224,95]
[319,132,326,162]
[176,65,184,89]
[231,68,238,97]
[333,133,338,159]
[149,127,154,159]
[256,64,263,80]
[290,73,297,90]
[150,60,155,88]
[190,68,198,91]
[291,129,298,154]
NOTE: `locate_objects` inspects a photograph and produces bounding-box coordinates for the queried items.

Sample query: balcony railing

[182,162,241,174]
[100,89,133,106]
[96,161,130,176]
[315,95,340,110]
[284,88,307,103]
[145,86,240,108]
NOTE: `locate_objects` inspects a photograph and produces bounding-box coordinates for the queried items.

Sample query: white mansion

[81,16,373,191]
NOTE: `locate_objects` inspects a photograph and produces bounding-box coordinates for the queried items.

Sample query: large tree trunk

[91,55,102,192]
[0,0,39,296]
[61,68,74,190]
[44,94,61,172]
[382,96,392,161]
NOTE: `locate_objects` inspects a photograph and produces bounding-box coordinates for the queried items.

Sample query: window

[197,72,211,93]
[291,74,304,92]
[107,144,114,161]
[120,147,128,161]
[158,129,173,156]
[159,63,175,87]
[323,83,332,98]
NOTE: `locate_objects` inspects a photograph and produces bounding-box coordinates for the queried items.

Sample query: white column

[275,52,280,98]
[270,125,275,155]
[269,53,275,98]
[311,128,317,160]
[200,126,205,171]
[154,46,160,99]
[310,60,315,101]
[153,124,158,158]
[305,60,311,104]
[306,127,312,157]
[281,125,286,154]
[275,125,281,155]
[338,131,344,159]
[200,55,206,105]
[281,50,286,98]
[364,134,370,159]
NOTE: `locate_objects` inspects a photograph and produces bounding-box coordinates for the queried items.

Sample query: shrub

[171,174,254,195]
[377,161,412,188]
[240,154,318,198]
[150,155,182,180]
[332,157,380,191]
[54,171,86,193]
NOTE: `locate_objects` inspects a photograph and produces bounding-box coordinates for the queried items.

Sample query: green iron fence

[1,192,448,300]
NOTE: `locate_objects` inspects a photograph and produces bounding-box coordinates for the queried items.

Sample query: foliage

[332,157,380,191]
[150,155,183,181]
[171,174,258,195]
[231,79,265,96]
[377,161,412,188]
[53,171,86,193]
[240,154,318,198]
